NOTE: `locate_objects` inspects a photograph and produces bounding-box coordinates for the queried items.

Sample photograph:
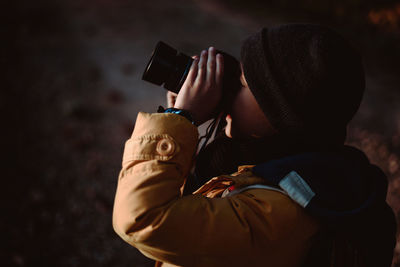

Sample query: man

[113,24,396,266]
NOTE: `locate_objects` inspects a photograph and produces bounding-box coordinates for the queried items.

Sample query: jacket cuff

[122,112,199,174]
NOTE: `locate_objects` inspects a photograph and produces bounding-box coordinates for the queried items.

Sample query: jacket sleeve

[112,112,318,266]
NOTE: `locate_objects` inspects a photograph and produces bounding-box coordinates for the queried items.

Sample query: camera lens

[142,42,193,94]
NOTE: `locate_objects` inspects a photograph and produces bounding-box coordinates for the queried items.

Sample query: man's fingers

[174,48,223,125]
[197,50,208,82]
[207,47,216,83]
[185,57,199,84]
[216,53,224,88]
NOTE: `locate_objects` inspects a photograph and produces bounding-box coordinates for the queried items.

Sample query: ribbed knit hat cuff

[240,28,303,134]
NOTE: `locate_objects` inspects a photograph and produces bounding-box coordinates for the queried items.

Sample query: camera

[142,41,241,105]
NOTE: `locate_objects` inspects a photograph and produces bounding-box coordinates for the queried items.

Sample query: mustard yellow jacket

[113,112,319,267]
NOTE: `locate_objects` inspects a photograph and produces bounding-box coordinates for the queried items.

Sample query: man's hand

[174,46,224,126]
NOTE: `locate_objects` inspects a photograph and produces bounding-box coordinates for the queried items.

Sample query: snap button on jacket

[113,112,319,267]
[156,138,176,156]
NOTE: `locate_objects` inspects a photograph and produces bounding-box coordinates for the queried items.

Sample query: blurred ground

[2,0,400,266]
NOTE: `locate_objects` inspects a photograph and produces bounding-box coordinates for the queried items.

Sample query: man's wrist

[158,106,195,125]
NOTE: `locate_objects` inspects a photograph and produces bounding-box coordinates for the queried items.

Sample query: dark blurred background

[2,0,400,266]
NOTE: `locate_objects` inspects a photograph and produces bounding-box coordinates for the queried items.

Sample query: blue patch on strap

[279,171,315,208]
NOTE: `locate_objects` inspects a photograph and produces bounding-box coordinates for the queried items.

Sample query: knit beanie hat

[240,24,365,140]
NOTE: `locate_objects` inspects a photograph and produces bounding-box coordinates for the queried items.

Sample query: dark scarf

[184,129,344,194]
